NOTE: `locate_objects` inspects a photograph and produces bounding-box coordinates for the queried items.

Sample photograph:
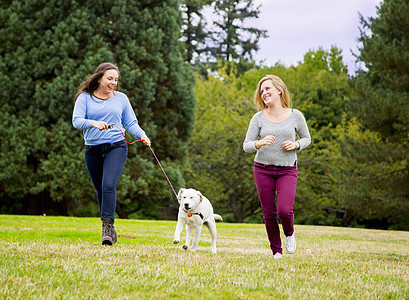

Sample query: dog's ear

[177,188,185,203]
[197,191,203,202]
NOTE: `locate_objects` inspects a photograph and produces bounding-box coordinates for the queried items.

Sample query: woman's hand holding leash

[141,135,151,147]
[93,121,110,131]
[94,123,150,147]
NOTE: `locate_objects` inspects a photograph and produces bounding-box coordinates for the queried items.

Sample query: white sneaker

[273,252,282,259]
[285,234,296,254]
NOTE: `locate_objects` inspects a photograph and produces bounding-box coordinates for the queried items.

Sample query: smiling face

[98,69,118,95]
[260,79,282,107]
[254,75,291,111]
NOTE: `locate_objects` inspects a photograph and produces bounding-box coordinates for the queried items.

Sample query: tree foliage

[240,47,352,226]
[1,0,407,231]
[187,48,353,225]
[209,0,267,62]
[344,0,409,229]
[179,0,267,75]
[184,67,261,222]
[354,0,409,140]
[179,0,213,64]
[0,0,195,219]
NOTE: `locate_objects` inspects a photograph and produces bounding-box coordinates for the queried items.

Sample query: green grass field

[1,214,408,299]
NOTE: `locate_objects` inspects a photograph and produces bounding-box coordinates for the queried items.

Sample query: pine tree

[345,0,409,229]
[0,0,195,219]
[354,0,409,139]
[209,0,266,62]
[180,0,213,63]
[204,0,267,74]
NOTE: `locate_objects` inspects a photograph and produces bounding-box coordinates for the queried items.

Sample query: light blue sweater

[243,109,311,166]
[72,92,146,145]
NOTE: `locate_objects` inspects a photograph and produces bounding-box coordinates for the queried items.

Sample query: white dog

[173,188,222,254]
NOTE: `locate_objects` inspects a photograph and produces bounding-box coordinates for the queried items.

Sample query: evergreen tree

[0,0,195,219]
[354,0,409,139]
[345,0,409,229]
[180,0,213,64]
[206,0,267,73]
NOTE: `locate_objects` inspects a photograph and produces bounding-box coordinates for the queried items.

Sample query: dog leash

[110,124,178,198]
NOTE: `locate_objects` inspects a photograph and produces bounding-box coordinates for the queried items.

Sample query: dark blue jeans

[84,140,128,221]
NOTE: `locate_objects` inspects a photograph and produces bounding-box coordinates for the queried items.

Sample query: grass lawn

[0,214,408,299]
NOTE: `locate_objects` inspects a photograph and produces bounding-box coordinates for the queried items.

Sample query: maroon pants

[254,162,297,255]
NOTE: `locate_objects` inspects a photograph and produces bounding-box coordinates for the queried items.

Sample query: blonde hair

[253,75,291,111]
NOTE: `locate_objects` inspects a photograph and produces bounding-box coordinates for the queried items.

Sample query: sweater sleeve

[295,110,311,150]
[121,96,146,140]
[72,93,94,129]
[243,114,259,153]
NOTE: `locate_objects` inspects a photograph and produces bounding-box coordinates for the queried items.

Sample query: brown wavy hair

[253,75,291,111]
[73,62,119,103]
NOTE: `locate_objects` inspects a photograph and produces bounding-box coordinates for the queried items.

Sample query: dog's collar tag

[184,210,204,220]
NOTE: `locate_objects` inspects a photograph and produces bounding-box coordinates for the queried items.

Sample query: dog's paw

[182,244,189,250]
[173,239,180,244]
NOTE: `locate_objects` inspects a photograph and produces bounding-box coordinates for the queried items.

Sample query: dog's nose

[184,203,189,209]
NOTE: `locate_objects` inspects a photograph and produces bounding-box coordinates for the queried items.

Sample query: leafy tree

[0,0,195,219]
[185,67,261,222]
[343,0,409,229]
[186,47,351,224]
[288,49,355,226]
[239,46,349,129]
[240,48,351,225]
[332,117,385,227]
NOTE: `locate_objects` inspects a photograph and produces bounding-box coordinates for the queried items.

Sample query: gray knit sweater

[243,109,311,166]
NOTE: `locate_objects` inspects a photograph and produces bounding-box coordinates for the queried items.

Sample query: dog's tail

[214,214,223,221]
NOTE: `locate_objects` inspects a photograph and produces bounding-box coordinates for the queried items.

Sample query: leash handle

[111,124,178,198]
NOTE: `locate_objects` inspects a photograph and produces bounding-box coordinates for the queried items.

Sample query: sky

[246,0,383,75]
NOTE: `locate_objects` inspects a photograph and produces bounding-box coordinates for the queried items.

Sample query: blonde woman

[243,75,311,259]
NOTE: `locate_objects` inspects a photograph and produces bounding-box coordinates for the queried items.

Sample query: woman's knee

[278,208,293,221]
[103,182,117,193]
[263,210,278,220]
